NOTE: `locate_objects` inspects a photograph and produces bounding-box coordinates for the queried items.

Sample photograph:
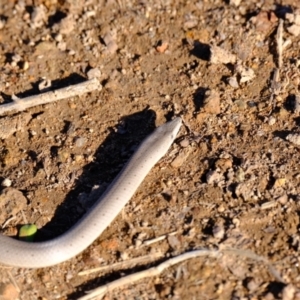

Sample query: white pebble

[1,178,12,187]
[268,116,276,125]
[286,133,300,145]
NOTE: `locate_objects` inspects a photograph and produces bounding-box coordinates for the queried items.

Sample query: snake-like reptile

[0,117,182,268]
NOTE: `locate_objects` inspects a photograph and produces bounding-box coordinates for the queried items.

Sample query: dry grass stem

[0,78,101,116]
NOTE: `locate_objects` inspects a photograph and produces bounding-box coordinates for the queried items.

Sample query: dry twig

[268,19,284,114]
[276,19,283,69]
[78,249,220,300]
[78,252,164,276]
[0,78,101,116]
[78,248,283,300]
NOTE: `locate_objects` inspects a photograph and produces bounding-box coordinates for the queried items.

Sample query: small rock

[57,41,67,51]
[206,169,223,184]
[286,13,295,23]
[0,18,6,30]
[287,24,300,36]
[235,167,245,182]
[277,194,288,205]
[286,133,300,145]
[184,19,198,29]
[74,137,87,148]
[179,138,190,148]
[59,15,75,35]
[0,113,32,139]
[246,278,259,292]
[202,90,220,114]
[234,99,247,110]
[210,45,236,64]
[31,5,47,29]
[217,205,225,213]
[103,30,118,54]
[235,182,252,200]
[167,235,181,249]
[282,284,296,300]
[156,40,168,53]
[22,61,29,70]
[250,11,278,33]
[232,218,240,227]
[68,49,76,56]
[212,223,225,239]
[286,10,300,26]
[228,76,239,88]
[0,188,27,224]
[274,177,286,188]
[57,149,69,163]
[268,116,276,125]
[55,33,63,42]
[230,0,242,5]
[236,64,256,83]
[215,158,232,172]
[38,78,51,91]
[1,178,12,187]
[87,68,101,79]
[293,95,300,113]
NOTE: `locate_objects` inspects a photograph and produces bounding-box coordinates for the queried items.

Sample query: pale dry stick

[268,19,284,114]
[78,249,220,300]
[269,68,281,114]
[276,19,283,69]
[78,252,164,276]
[2,216,17,228]
[78,248,284,300]
[0,78,101,116]
[142,231,178,246]
[6,270,20,293]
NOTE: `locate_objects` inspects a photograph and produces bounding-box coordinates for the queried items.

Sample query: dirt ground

[2,0,300,299]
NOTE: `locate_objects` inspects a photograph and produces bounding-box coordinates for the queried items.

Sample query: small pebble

[31,4,47,29]
[1,178,12,187]
[246,278,259,292]
[286,133,300,145]
[202,90,220,114]
[210,45,236,64]
[0,18,6,30]
[38,78,51,91]
[293,95,300,113]
[22,61,29,70]
[179,138,189,148]
[212,223,225,239]
[236,64,256,83]
[74,137,86,148]
[268,116,276,125]
[282,284,296,300]
[87,68,101,79]
[206,169,222,184]
[273,177,286,188]
[277,194,288,205]
[68,49,76,56]
[287,24,300,36]
[156,40,168,53]
[228,76,239,88]
[230,0,242,5]
[55,33,63,42]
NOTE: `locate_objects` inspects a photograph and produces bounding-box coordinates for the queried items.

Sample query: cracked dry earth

[2,0,300,299]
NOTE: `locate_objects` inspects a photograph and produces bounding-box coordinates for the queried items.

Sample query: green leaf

[19,224,37,242]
